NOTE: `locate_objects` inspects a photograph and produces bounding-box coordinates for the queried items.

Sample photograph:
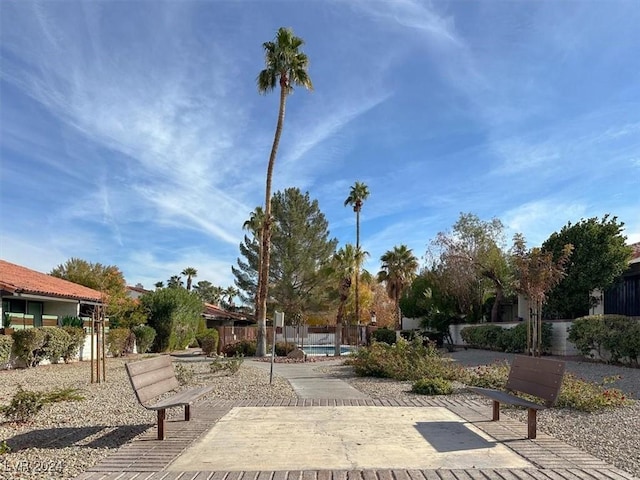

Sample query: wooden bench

[125,355,214,440]
[469,355,565,439]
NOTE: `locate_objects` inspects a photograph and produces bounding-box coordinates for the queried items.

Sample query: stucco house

[0,259,103,329]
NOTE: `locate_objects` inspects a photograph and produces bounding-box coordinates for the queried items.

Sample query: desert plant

[196,329,219,356]
[411,377,454,395]
[210,353,244,375]
[274,342,296,356]
[132,324,156,354]
[0,385,84,423]
[106,328,131,357]
[0,440,10,454]
[0,335,12,367]
[464,361,510,389]
[61,315,84,328]
[349,338,457,381]
[62,326,86,363]
[226,353,244,374]
[556,374,630,412]
[174,363,195,385]
[11,328,47,367]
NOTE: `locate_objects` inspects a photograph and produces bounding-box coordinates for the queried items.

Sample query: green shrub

[196,329,219,356]
[0,385,84,423]
[222,339,257,357]
[460,325,504,350]
[106,328,131,357]
[140,288,203,352]
[11,329,47,367]
[62,326,85,363]
[349,339,459,381]
[461,322,552,354]
[557,374,630,411]
[411,377,453,395]
[372,328,397,345]
[132,325,156,354]
[61,316,83,328]
[274,342,296,356]
[0,440,10,454]
[460,361,630,412]
[42,327,71,364]
[568,315,639,365]
[0,335,13,367]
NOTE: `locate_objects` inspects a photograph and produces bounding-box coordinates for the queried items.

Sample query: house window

[6,299,27,314]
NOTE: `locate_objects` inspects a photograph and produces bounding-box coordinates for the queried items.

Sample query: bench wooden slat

[149,385,215,410]
[135,377,181,405]
[125,355,212,440]
[126,355,173,376]
[469,355,565,439]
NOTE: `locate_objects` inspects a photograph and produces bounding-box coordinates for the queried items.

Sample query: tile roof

[0,259,103,302]
[630,242,640,262]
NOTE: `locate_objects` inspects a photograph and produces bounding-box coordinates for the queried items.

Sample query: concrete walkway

[248,358,371,399]
[75,357,639,480]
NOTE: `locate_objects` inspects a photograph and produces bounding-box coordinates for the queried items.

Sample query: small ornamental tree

[511,234,573,356]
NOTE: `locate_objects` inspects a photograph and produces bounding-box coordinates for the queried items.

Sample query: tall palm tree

[255,27,313,356]
[330,244,368,356]
[377,245,419,329]
[167,275,183,289]
[223,286,240,309]
[344,182,370,324]
[243,206,266,237]
[181,267,198,291]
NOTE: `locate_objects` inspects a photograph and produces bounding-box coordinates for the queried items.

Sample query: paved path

[75,357,639,480]
[248,358,370,399]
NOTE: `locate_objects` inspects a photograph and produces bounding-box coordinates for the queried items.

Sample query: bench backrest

[506,355,565,407]
[125,355,180,405]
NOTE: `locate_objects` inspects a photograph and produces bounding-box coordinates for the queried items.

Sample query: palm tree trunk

[256,83,287,357]
[355,208,360,325]
[335,301,344,356]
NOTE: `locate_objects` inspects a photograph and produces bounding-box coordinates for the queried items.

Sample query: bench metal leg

[492,400,500,421]
[527,408,537,439]
[185,404,191,421]
[157,409,166,440]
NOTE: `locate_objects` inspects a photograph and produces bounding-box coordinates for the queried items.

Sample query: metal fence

[215,324,374,354]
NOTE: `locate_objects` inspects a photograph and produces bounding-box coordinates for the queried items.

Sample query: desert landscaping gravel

[0,351,638,480]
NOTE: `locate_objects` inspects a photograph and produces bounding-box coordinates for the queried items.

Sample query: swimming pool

[300,345,357,356]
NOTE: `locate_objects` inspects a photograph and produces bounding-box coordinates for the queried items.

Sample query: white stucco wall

[450,320,579,356]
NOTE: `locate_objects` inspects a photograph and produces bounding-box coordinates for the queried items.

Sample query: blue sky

[1,1,639,294]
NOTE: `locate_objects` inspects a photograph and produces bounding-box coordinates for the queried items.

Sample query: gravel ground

[325,349,640,478]
[0,351,638,479]
[0,355,296,480]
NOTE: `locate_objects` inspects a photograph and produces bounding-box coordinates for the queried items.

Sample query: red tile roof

[630,242,640,261]
[0,259,103,302]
